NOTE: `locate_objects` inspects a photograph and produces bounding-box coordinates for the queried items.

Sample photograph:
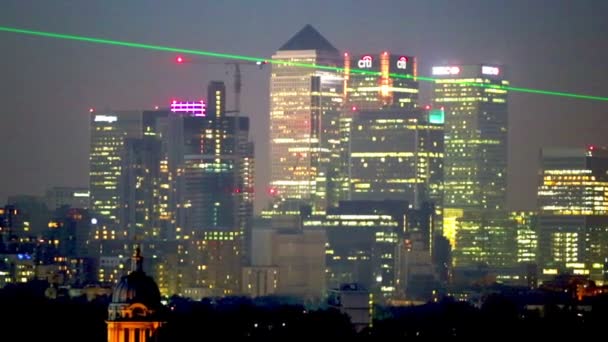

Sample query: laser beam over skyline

[1,25,607,102]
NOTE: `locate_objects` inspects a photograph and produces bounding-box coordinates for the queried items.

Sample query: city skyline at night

[2,1,608,214]
[2,1,608,338]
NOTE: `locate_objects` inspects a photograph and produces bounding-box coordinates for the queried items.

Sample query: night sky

[1,0,607,213]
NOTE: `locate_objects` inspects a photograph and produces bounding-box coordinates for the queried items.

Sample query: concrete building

[242,266,279,297]
[328,283,372,332]
[250,226,326,301]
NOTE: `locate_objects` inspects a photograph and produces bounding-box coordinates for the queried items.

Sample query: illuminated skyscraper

[510,211,538,264]
[90,110,147,228]
[537,147,608,281]
[303,200,410,302]
[269,24,343,213]
[165,115,251,238]
[158,85,254,294]
[90,109,168,240]
[342,107,443,212]
[344,52,418,111]
[207,80,226,118]
[120,136,162,240]
[90,109,171,287]
[432,65,509,268]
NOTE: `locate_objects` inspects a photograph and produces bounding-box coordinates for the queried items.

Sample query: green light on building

[428,108,445,124]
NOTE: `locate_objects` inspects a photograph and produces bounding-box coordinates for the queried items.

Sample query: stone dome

[111,247,161,309]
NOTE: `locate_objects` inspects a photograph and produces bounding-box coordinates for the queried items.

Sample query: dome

[111,247,161,309]
[111,271,161,307]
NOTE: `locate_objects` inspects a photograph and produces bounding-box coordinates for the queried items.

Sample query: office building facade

[432,65,509,268]
[269,24,343,213]
[90,110,147,228]
[343,52,418,111]
[537,147,608,281]
[303,200,408,301]
[341,108,443,211]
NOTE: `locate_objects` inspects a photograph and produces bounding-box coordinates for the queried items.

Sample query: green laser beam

[1,25,607,102]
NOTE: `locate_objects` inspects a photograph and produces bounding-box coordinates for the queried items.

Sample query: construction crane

[175,56,267,114]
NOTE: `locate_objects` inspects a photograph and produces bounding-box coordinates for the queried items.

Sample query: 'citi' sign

[396,56,408,70]
[358,55,373,68]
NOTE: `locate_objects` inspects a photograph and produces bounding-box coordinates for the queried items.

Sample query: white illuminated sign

[432,66,461,76]
[94,115,118,123]
[357,55,373,68]
[482,66,500,75]
[396,56,408,70]
[73,192,90,198]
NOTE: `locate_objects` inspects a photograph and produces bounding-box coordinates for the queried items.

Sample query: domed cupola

[108,246,161,321]
[107,246,165,342]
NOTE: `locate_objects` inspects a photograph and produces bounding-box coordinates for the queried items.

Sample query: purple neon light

[170,100,206,116]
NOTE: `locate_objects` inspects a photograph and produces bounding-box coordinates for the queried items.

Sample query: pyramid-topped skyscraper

[268,25,343,216]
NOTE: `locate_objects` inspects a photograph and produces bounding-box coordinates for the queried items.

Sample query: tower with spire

[107,245,164,342]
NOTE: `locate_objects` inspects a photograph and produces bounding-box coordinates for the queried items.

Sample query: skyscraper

[269,25,343,214]
[90,110,146,228]
[120,136,162,240]
[432,65,509,268]
[90,109,170,287]
[303,200,407,302]
[165,115,251,237]
[157,82,255,294]
[537,147,608,281]
[510,211,538,265]
[207,80,226,118]
[343,52,418,111]
[342,108,443,210]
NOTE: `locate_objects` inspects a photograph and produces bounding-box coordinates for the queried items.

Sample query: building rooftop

[278,24,338,53]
